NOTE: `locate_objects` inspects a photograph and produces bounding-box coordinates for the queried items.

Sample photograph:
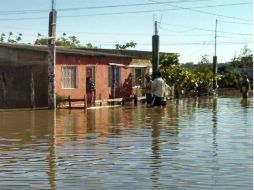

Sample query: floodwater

[0,91,252,190]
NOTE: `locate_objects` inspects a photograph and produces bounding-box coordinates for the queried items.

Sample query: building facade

[0,43,151,108]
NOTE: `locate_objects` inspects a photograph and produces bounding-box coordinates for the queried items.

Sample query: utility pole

[111,65,115,99]
[48,0,57,109]
[152,21,160,80]
[213,19,218,91]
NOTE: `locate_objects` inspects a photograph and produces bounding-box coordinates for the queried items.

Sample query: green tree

[230,45,253,68]
[35,33,82,48]
[86,42,97,48]
[0,33,5,42]
[159,53,179,68]
[0,32,23,43]
[115,42,137,50]
[34,33,48,45]
[198,54,210,64]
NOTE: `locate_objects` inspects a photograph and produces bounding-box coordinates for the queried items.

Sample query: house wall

[0,45,145,108]
[55,54,134,100]
[0,47,48,108]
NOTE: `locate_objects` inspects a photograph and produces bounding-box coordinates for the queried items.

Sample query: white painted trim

[108,63,125,67]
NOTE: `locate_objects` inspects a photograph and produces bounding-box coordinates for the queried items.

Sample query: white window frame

[61,66,77,89]
[108,66,121,88]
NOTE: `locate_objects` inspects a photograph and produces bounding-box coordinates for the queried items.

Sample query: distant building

[185,62,194,65]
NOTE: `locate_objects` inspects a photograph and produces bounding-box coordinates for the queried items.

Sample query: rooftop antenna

[52,0,56,11]
[214,19,218,57]
[155,20,158,35]
[159,14,163,29]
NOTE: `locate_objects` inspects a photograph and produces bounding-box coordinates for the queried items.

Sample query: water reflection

[211,97,218,186]
[240,98,250,107]
[0,93,252,189]
[150,109,162,188]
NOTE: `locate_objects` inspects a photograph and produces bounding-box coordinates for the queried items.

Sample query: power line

[161,23,252,36]
[219,20,253,25]
[0,0,240,15]
[149,0,252,22]
[0,1,251,19]
[56,1,253,12]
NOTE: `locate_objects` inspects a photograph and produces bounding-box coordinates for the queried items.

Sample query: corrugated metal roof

[80,47,178,59]
[0,43,132,58]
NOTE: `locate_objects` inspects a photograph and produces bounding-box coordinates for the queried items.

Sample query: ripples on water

[0,93,252,190]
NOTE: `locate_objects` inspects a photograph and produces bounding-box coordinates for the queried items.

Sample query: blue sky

[0,0,252,63]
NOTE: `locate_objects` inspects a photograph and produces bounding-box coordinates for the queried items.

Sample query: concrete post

[152,21,159,80]
[111,65,116,99]
[48,9,57,109]
[213,55,217,90]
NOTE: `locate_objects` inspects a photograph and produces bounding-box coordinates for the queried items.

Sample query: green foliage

[0,32,22,43]
[230,45,253,68]
[218,72,238,88]
[115,42,137,50]
[86,42,97,49]
[159,53,179,68]
[0,33,5,42]
[34,33,98,48]
[34,33,48,45]
[161,63,216,97]
[198,54,211,64]
[56,94,66,107]
[35,33,82,47]
[196,63,213,73]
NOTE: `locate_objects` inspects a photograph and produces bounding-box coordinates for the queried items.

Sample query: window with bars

[108,66,121,88]
[61,66,77,89]
[133,67,145,86]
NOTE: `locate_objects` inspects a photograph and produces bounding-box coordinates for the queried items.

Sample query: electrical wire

[149,0,252,22]
[161,23,252,36]
[0,0,246,15]
[0,1,251,21]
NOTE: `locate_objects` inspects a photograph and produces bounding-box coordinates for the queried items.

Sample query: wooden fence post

[134,95,137,106]
[99,93,102,106]
[68,96,71,109]
[84,95,87,109]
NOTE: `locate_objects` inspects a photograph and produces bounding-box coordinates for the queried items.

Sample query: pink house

[0,43,151,108]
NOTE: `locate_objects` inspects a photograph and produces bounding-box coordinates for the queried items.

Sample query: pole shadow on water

[211,97,218,186]
[48,110,56,190]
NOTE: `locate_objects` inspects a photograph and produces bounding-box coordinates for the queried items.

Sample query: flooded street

[0,92,252,189]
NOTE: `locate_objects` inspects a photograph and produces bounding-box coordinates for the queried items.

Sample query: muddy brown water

[0,91,252,189]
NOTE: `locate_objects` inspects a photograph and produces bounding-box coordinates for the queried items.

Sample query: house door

[86,66,95,104]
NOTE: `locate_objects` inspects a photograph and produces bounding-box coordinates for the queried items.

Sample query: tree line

[158,45,253,97]
[0,32,137,50]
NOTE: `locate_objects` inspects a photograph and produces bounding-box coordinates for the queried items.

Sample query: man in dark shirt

[240,75,250,99]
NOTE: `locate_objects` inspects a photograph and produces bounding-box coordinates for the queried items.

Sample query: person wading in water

[151,71,168,107]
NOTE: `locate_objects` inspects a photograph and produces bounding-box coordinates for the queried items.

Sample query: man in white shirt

[151,71,167,107]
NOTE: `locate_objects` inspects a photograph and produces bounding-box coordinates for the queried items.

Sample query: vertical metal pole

[214,19,217,57]
[30,72,35,109]
[48,5,57,109]
[213,19,218,90]
[152,21,159,80]
[111,65,116,99]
